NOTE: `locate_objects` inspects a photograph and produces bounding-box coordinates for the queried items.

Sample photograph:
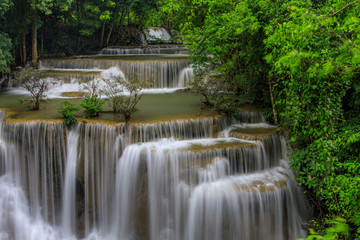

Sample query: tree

[102,75,153,122]
[179,0,277,114]
[265,0,359,146]
[0,33,12,74]
[190,75,236,115]
[14,68,54,110]
[101,76,124,113]
[0,0,13,74]
[264,0,360,235]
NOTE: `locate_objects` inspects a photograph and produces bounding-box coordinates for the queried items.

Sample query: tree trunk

[105,27,113,47]
[19,41,23,65]
[167,13,171,32]
[135,17,143,38]
[268,77,278,126]
[22,33,27,66]
[31,9,38,68]
[100,22,105,47]
[41,28,44,53]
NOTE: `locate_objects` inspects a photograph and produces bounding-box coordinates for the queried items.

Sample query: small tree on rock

[14,68,54,110]
[102,75,153,122]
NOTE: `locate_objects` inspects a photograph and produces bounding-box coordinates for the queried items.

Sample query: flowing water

[0,46,310,239]
[0,112,310,240]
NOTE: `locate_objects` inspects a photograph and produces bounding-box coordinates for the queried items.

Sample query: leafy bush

[299,218,350,240]
[59,100,79,126]
[80,95,103,118]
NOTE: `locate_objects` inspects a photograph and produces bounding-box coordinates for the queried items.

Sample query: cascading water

[61,125,81,238]
[98,46,187,55]
[0,109,310,239]
[0,42,310,239]
[39,59,192,88]
[178,67,193,87]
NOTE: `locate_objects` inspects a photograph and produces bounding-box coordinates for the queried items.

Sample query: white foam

[218,123,275,138]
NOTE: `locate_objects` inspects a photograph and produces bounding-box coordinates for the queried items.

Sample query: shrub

[59,100,79,126]
[80,95,104,118]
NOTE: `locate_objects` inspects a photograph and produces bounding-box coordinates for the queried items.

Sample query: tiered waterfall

[0,46,309,240]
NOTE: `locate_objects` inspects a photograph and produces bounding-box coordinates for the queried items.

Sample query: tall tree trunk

[41,27,44,53]
[135,17,143,38]
[167,13,171,32]
[19,41,23,65]
[22,33,26,66]
[268,77,278,126]
[117,10,126,41]
[105,27,113,47]
[31,9,38,68]
[100,22,105,47]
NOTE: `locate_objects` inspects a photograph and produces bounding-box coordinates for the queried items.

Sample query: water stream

[0,46,310,239]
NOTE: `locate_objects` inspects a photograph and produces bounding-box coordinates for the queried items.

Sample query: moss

[61,92,88,98]
[185,141,256,153]
[230,128,277,139]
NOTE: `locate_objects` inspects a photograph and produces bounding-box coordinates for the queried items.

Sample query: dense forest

[1,0,360,239]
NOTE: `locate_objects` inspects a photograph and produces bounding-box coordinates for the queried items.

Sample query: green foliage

[299,218,350,240]
[59,100,79,126]
[265,0,359,145]
[0,33,12,74]
[261,1,360,238]
[181,0,270,106]
[14,68,55,110]
[0,0,12,15]
[190,75,242,115]
[80,95,103,118]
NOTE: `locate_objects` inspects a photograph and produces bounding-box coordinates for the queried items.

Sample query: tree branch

[317,0,360,31]
[328,0,360,18]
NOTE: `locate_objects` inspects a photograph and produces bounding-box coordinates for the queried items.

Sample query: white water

[186,166,307,240]
[38,58,192,88]
[7,66,184,98]
[178,67,193,87]
[61,125,81,238]
[98,46,187,56]
[0,111,310,239]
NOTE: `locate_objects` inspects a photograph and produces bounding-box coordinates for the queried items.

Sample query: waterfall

[99,48,161,55]
[39,59,192,88]
[0,43,311,240]
[98,46,187,56]
[61,125,81,238]
[186,167,308,240]
[178,67,193,87]
[0,111,310,240]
